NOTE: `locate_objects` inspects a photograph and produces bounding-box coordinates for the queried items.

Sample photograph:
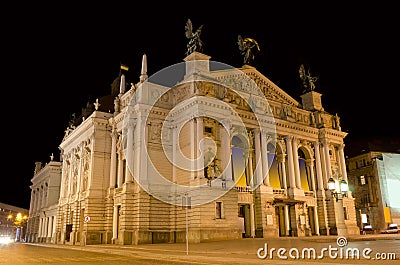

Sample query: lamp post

[182,193,191,256]
[328,176,348,237]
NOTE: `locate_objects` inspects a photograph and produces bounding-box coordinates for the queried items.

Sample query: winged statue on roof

[185,19,204,56]
[299,64,319,93]
[238,35,260,66]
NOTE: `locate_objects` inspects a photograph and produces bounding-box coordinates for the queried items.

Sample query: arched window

[231,136,247,187]
[298,149,311,191]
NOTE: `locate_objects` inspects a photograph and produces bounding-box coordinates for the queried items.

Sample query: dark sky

[2,3,398,209]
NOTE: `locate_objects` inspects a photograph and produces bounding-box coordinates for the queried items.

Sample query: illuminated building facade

[52,49,359,246]
[346,143,400,231]
[0,202,28,242]
[26,158,62,243]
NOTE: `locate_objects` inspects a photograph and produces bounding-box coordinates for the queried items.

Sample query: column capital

[321,139,329,145]
[252,127,261,134]
[305,158,315,165]
[312,140,319,146]
[110,128,118,139]
[276,153,286,163]
[285,135,293,141]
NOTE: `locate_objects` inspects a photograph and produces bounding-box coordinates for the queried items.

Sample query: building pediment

[212,66,300,108]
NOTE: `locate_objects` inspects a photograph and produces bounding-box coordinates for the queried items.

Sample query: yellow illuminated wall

[299,159,310,191]
[232,147,247,186]
[269,154,281,189]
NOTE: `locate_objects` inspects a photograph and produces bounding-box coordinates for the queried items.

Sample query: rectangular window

[216,202,223,219]
[204,126,213,134]
[122,160,126,183]
[360,175,366,185]
[343,206,348,220]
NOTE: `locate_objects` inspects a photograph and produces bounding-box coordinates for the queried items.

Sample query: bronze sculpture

[185,19,204,55]
[237,35,260,66]
[299,64,319,93]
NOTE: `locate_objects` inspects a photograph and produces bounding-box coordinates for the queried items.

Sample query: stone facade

[51,50,359,246]
[0,202,28,242]
[347,151,400,231]
[26,159,62,243]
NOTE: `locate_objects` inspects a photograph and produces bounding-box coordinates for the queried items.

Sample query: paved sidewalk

[26,234,400,264]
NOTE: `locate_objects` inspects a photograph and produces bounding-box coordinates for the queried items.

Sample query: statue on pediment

[299,64,319,93]
[185,19,204,55]
[238,35,260,66]
[206,159,222,185]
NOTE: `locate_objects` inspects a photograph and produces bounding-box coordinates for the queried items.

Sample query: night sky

[2,3,398,209]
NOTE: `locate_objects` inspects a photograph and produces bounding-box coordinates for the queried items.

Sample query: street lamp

[328,177,348,201]
[327,176,348,237]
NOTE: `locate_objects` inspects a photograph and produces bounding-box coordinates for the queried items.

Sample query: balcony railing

[304,191,314,197]
[234,186,252,193]
[273,189,285,195]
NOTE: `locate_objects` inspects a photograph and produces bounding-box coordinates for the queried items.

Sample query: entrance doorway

[238,204,251,238]
[275,205,293,236]
[307,207,316,235]
[65,224,72,242]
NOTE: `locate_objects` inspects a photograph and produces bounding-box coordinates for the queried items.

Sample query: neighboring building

[0,202,28,242]
[346,138,400,232]
[26,156,62,243]
[52,47,359,246]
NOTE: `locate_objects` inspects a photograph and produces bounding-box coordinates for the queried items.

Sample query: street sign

[84,215,91,223]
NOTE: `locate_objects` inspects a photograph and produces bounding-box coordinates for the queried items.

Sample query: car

[380,224,399,234]
[362,225,374,234]
[0,236,13,245]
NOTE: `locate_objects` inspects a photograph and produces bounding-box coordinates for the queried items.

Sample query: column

[284,205,290,236]
[190,119,196,180]
[76,148,83,193]
[47,217,51,240]
[261,131,270,186]
[51,216,56,241]
[322,140,332,180]
[135,117,149,186]
[338,144,348,182]
[34,190,39,213]
[337,199,348,236]
[117,153,124,187]
[43,217,47,239]
[248,148,254,187]
[292,137,301,189]
[314,207,320,236]
[196,117,204,179]
[308,159,316,192]
[254,129,263,186]
[250,203,255,237]
[125,121,134,183]
[172,126,177,183]
[285,136,296,189]
[314,142,324,190]
[109,130,117,188]
[112,205,118,240]
[29,191,34,216]
[43,217,47,240]
[38,218,42,239]
[278,155,287,189]
[134,115,142,182]
[171,126,177,229]
[220,124,232,181]
[317,142,330,235]
[67,163,73,197]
